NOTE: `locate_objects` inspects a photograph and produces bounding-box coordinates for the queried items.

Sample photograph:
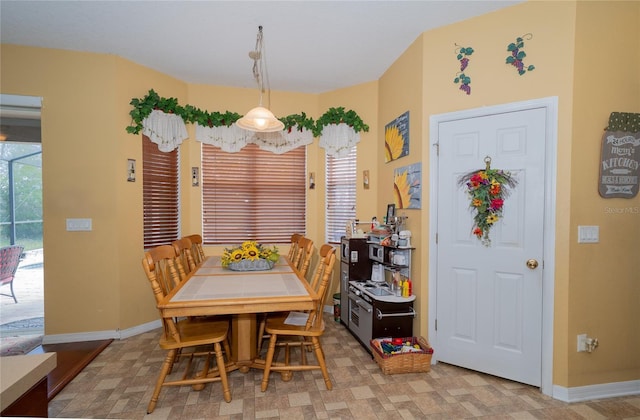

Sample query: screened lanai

[0,94,42,248]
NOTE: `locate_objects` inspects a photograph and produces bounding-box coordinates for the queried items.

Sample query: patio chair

[0,245,25,303]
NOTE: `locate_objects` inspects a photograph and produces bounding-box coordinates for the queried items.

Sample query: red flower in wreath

[490,198,504,210]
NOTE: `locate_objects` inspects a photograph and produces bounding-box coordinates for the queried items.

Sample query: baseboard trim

[40,310,344,345]
[41,319,162,345]
[553,380,640,402]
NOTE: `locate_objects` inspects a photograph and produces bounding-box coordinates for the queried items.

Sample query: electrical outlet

[577,334,588,352]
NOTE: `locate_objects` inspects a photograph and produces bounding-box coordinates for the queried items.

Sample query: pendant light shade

[237,106,284,132]
[236,26,284,133]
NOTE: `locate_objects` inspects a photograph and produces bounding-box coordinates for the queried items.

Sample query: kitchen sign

[598,112,640,199]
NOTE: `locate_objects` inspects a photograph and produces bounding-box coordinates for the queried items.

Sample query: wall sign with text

[599,131,639,198]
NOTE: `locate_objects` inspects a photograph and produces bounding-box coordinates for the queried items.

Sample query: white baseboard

[40,308,344,345]
[553,380,640,402]
[41,319,161,345]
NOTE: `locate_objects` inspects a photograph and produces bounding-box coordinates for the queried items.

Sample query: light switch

[66,218,92,231]
[578,225,599,243]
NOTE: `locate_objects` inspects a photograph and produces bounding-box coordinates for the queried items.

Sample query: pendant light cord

[250,26,272,109]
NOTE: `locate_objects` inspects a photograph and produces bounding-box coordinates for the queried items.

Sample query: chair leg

[256,313,267,354]
[10,280,17,303]
[147,349,177,414]
[312,337,332,390]
[260,334,278,392]
[214,342,232,403]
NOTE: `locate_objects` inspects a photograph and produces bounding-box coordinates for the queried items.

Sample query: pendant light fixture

[236,26,284,133]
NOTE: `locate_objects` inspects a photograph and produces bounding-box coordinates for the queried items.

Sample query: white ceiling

[1,1,521,94]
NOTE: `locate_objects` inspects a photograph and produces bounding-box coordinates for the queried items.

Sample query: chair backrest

[141,245,186,342]
[172,237,196,274]
[0,245,24,283]
[306,244,336,330]
[294,237,314,278]
[287,233,302,260]
[184,234,206,265]
[142,245,186,298]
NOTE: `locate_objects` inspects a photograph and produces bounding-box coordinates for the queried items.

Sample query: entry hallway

[47,314,640,419]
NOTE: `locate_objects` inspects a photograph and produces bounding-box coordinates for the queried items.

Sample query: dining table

[158,255,317,372]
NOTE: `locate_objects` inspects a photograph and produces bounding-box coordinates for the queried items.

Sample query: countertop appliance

[340,237,372,327]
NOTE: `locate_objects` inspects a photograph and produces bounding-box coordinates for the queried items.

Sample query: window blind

[325,147,356,243]
[142,135,180,248]
[202,143,306,245]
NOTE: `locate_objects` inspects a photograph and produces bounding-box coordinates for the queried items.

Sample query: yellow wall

[376,0,638,388]
[378,36,425,336]
[1,0,638,390]
[420,0,578,387]
[568,1,640,386]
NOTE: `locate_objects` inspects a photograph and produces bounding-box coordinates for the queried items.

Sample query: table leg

[232,313,257,372]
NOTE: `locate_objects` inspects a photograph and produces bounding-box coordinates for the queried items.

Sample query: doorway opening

[0,94,43,355]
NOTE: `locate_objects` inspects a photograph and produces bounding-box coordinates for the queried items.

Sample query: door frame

[428,97,558,396]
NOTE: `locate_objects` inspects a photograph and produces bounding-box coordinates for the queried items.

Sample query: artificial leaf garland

[458,156,518,246]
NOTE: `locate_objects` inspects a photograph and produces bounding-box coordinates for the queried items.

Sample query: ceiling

[1,1,522,94]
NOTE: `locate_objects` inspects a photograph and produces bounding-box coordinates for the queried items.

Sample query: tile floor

[2,257,639,419]
[47,315,640,420]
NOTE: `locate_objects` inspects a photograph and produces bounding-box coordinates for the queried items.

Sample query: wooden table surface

[158,255,317,369]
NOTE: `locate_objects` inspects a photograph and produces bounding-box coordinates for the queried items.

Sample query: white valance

[195,124,251,153]
[319,123,360,157]
[141,109,188,152]
[191,122,362,156]
[195,124,312,154]
[250,127,314,154]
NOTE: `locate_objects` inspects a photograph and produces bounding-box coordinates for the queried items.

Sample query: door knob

[526,259,539,269]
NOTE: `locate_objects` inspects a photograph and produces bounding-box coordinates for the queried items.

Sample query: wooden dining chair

[260,244,336,392]
[294,237,314,278]
[287,233,302,261]
[141,245,232,413]
[256,236,314,354]
[172,237,197,274]
[184,234,206,265]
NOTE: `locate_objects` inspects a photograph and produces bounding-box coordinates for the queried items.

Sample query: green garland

[314,107,369,137]
[126,89,369,137]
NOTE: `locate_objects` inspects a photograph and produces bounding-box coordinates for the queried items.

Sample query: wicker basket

[370,337,433,374]
[227,259,275,271]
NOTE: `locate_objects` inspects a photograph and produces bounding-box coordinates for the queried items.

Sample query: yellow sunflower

[230,249,244,262]
[393,170,412,209]
[385,126,405,162]
[486,214,499,224]
[241,240,256,250]
[243,245,260,261]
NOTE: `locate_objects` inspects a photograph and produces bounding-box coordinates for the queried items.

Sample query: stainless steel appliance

[347,280,415,352]
[340,237,371,326]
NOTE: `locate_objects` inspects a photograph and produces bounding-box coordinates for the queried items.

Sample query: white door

[435,107,546,386]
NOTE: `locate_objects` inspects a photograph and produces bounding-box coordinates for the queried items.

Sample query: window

[325,147,356,243]
[202,143,306,244]
[142,135,180,248]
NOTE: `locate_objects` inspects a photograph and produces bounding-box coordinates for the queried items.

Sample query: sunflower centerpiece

[221,240,279,271]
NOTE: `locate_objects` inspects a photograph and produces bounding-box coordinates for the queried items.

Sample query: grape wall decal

[506,33,535,75]
[454,45,474,95]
